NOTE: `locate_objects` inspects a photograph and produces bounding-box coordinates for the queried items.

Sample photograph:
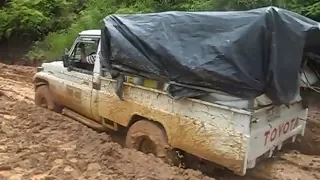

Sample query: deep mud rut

[0,63,320,180]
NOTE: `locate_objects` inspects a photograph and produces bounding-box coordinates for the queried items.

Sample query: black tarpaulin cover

[100,6,320,105]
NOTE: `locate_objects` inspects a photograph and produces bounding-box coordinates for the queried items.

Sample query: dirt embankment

[0,63,320,180]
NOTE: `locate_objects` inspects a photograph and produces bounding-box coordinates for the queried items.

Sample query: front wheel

[35,85,61,112]
[125,120,181,165]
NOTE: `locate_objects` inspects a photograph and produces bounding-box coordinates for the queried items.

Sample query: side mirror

[62,54,69,68]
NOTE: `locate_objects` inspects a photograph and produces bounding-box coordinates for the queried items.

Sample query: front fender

[33,72,50,90]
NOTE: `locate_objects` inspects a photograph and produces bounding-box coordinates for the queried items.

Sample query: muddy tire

[35,85,61,112]
[126,120,181,165]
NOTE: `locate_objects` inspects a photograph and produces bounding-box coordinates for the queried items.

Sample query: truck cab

[33,29,308,176]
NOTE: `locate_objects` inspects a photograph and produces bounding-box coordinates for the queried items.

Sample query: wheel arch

[128,114,169,142]
[33,76,49,89]
[126,114,183,165]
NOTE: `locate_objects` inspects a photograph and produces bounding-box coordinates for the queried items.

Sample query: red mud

[0,63,319,180]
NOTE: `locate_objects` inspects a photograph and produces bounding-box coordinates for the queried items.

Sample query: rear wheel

[125,120,181,165]
[35,85,61,112]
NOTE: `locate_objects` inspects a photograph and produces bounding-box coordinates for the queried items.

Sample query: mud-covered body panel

[97,77,251,174]
[34,69,251,175]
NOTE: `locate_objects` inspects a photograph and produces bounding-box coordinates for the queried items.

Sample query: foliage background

[0,0,319,63]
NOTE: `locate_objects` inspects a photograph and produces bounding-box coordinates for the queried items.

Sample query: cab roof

[79,29,101,36]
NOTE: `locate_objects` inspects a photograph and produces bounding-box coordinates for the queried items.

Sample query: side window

[70,40,99,73]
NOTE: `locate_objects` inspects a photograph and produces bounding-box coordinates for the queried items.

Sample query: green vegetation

[0,0,320,62]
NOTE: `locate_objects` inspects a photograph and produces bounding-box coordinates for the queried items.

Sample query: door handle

[93,82,101,90]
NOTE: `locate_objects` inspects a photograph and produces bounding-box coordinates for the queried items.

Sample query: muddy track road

[0,63,320,180]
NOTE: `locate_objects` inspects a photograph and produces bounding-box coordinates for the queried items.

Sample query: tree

[1,0,320,62]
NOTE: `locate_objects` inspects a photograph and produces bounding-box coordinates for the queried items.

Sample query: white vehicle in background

[33,29,308,176]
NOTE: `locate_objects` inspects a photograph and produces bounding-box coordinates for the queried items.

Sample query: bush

[0,0,80,40]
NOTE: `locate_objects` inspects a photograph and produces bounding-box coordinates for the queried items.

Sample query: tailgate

[246,101,308,169]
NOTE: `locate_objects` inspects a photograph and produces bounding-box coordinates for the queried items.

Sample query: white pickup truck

[33,29,308,176]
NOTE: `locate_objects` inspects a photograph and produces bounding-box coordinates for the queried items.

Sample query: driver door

[61,37,99,119]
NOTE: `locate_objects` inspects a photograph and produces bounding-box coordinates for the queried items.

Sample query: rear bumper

[247,120,306,169]
[245,105,308,173]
